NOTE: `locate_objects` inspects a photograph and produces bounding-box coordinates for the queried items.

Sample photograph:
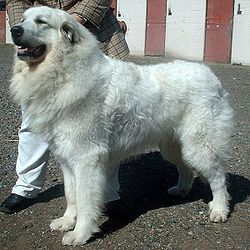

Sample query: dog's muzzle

[10,25,47,62]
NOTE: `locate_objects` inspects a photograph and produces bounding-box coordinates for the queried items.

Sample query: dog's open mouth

[17,45,47,61]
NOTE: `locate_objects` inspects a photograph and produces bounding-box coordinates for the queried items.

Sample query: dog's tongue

[17,47,29,54]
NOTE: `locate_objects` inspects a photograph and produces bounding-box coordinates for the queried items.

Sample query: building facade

[114,0,250,65]
[1,0,250,65]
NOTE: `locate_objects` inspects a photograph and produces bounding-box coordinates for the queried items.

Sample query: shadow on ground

[24,152,250,240]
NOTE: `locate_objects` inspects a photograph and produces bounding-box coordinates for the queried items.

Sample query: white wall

[6,14,13,43]
[117,0,147,55]
[165,0,206,61]
[231,0,250,65]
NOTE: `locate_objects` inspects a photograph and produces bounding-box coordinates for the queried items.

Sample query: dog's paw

[208,201,229,223]
[167,185,190,197]
[62,230,92,246]
[50,216,76,232]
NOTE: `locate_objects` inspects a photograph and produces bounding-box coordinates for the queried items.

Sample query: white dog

[10,6,234,246]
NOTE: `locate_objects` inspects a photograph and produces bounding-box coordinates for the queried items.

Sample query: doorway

[145,0,167,56]
[204,0,234,63]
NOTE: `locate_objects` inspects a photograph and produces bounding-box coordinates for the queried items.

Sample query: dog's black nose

[10,26,24,39]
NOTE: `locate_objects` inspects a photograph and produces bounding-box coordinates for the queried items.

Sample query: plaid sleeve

[6,0,33,27]
[67,0,111,28]
[96,10,130,59]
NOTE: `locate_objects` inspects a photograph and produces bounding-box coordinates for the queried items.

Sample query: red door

[145,0,167,56]
[111,0,117,15]
[204,0,233,63]
[0,11,6,43]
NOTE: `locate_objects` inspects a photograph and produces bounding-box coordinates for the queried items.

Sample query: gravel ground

[0,44,249,250]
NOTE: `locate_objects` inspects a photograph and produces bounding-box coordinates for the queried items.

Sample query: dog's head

[11,6,98,65]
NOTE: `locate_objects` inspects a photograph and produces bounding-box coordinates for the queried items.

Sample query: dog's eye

[35,18,47,25]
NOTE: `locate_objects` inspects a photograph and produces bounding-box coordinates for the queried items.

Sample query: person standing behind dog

[0,0,129,214]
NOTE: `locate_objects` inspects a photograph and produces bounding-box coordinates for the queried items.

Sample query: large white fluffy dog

[10,6,234,246]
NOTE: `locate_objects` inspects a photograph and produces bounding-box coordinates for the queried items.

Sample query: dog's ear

[60,22,80,44]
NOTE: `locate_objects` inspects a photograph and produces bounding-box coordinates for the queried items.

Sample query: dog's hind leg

[62,156,107,246]
[50,163,77,232]
[180,128,230,223]
[160,140,194,197]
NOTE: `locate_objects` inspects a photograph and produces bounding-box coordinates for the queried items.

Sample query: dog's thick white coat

[11,7,234,246]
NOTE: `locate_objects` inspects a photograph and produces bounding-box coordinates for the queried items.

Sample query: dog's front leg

[50,163,77,232]
[62,156,106,246]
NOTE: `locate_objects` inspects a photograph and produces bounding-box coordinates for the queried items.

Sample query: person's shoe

[0,194,31,214]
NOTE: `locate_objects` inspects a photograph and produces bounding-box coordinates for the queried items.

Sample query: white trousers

[12,111,120,202]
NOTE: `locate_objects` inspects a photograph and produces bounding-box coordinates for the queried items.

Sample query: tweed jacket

[6,0,129,59]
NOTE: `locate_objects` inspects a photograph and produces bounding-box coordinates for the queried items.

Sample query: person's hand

[119,21,127,34]
[71,13,86,25]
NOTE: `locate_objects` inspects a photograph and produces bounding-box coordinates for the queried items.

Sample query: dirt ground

[0,44,249,250]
